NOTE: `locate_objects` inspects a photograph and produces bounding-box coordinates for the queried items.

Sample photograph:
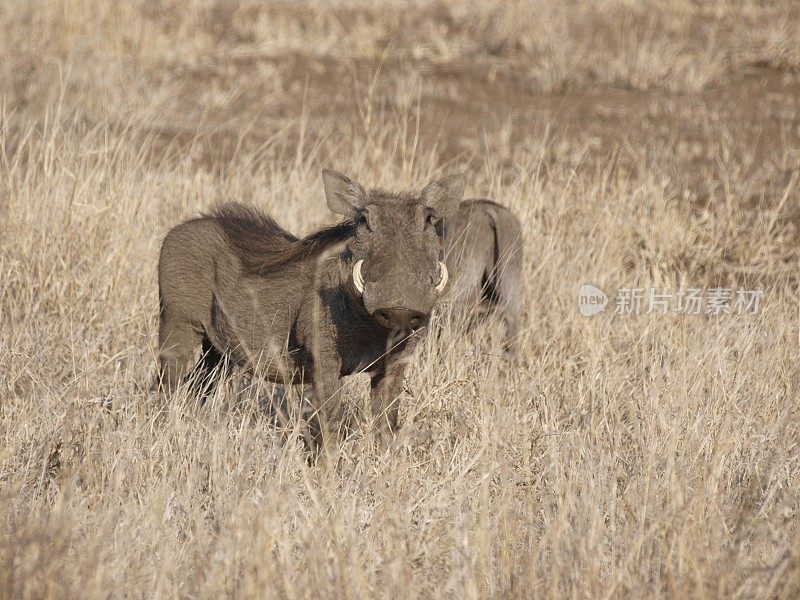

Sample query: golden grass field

[2,0,800,597]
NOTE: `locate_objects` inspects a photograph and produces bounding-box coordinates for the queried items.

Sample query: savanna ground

[1,0,800,597]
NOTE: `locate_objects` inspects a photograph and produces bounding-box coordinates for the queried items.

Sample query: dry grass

[2,1,800,598]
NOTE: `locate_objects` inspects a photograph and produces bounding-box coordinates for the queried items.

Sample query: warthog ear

[421,173,466,219]
[322,169,367,219]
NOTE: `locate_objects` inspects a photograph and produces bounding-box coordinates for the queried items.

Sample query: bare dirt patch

[146,50,800,219]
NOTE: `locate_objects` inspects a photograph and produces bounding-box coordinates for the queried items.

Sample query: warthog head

[322,169,466,331]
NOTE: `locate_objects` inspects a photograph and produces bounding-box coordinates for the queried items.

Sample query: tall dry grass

[1,1,800,598]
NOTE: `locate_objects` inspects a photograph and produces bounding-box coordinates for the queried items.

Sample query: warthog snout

[355,257,441,330]
[361,280,437,330]
[372,307,429,330]
[352,259,447,329]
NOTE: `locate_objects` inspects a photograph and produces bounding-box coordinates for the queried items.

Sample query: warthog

[157,169,466,444]
[441,200,523,359]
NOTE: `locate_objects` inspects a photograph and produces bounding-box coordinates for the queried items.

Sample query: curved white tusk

[435,261,448,293]
[352,260,365,295]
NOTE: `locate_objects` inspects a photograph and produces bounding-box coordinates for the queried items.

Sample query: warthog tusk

[436,261,448,293]
[353,259,365,294]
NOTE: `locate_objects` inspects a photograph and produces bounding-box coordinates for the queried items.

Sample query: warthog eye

[426,213,444,236]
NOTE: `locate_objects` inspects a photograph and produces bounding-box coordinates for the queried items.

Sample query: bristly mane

[207,203,356,275]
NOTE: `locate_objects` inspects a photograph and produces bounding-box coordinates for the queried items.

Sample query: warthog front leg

[307,342,346,451]
[370,351,413,444]
[195,338,228,398]
[311,376,344,443]
[158,317,202,395]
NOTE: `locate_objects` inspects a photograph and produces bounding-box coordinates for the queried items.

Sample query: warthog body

[157,170,465,443]
[442,199,524,358]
